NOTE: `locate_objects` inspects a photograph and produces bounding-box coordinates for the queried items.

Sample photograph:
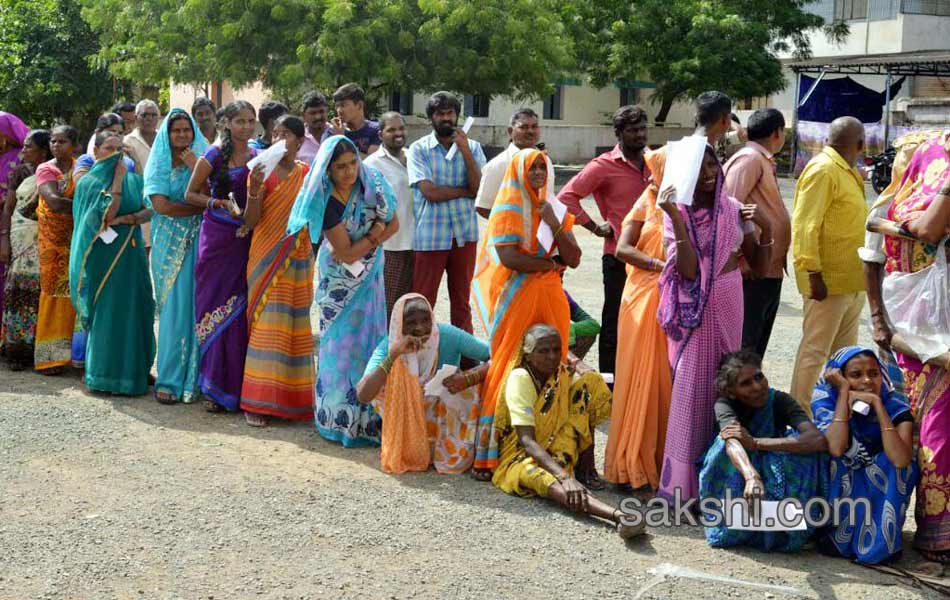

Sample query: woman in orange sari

[604,148,672,493]
[471,148,581,477]
[34,125,79,374]
[240,115,315,427]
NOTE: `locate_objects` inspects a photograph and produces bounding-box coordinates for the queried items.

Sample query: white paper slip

[727,500,807,532]
[536,194,569,252]
[444,116,475,162]
[600,373,614,385]
[98,226,118,245]
[342,259,365,278]
[423,364,460,397]
[659,134,708,205]
[246,139,287,180]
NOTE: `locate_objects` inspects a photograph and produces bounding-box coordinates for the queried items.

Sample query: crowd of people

[0,83,948,563]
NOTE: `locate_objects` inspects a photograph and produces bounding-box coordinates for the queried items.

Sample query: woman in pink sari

[656,142,773,502]
[883,135,950,563]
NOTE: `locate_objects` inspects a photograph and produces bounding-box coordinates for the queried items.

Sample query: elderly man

[723,108,789,358]
[475,108,553,218]
[557,105,650,378]
[364,111,414,319]
[407,91,486,333]
[124,99,161,250]
[789,116,868,409]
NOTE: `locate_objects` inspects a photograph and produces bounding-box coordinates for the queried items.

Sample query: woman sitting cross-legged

[698,350,827,551]
[491,323,644,539]
[813,346,918,565]
[356,293,491,474]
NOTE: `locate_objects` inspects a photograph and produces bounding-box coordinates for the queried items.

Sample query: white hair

[135,99,159,116]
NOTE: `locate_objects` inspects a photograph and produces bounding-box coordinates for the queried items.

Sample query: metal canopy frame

[785,51,950,173]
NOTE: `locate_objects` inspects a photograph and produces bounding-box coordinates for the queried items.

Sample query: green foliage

[0,0,114,127]
[81,0,574,103]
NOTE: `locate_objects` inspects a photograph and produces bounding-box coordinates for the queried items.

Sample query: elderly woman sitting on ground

[698,350,827,552]
[490,323,643,539]
[357,293,491,474]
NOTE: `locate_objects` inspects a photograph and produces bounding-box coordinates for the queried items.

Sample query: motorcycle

[864,147,896,195]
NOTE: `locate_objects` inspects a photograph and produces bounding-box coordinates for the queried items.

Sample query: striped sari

[471,148,573,470]
[34,158,76,372]
[241,162,315,419]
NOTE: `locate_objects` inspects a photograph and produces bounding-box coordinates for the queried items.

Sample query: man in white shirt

[475,108,553,219]
[364,111,413,319]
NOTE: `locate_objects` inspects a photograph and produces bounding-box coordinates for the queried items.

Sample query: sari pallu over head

[68,153,146,331]
[0,112,30,195]
[143,109,208,310]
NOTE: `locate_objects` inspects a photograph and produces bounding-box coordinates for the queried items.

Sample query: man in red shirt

[558,105,650,378]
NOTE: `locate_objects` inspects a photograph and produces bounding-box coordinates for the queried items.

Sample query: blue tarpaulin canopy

[798,75,905,123]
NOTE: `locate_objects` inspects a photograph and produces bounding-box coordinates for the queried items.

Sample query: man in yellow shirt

[789,116,868,410]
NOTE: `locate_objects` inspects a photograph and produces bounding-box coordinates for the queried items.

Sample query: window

[835,0,868,19]
[463,94,490,118]
[388,90,412,114]
[620,87,639,107]
[543,86,563,120]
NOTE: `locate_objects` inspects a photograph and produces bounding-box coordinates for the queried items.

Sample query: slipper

[578,472,608,491]
[244,412,267,427]
[154,390,178,405]
[204,399,226,414]
[470,469,493,482]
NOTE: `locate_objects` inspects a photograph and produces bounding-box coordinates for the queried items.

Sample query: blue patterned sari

[287,136,395,447]
[812,346,918,564]
[699,389,827,552]
[143,109,208,402]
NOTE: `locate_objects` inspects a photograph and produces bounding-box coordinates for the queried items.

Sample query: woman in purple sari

[656,142,773,501]
[0,112,31,320]
[185,101,259,412]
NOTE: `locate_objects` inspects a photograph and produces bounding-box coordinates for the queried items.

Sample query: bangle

[832,417,849,423]
[675,239,688,245]
[759,239,774,247]
[553,225,564,238]
[207,197,214,211]
[752,438,759,451]
[881,426,896,432]
[379,354,396,374]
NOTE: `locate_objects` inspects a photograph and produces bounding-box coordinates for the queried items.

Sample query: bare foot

[244,412,267,427]
[617,520,646,539]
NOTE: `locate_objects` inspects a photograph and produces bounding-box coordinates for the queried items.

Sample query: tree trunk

[654,96,674,126]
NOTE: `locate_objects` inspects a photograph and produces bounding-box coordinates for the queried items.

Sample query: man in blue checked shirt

[407,91,486,334]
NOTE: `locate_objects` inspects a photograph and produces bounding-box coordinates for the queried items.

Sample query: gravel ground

[0,178,943,599]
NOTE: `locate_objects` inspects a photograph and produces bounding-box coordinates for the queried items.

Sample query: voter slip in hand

[536,194,569,253]
[444,117,475,162]
[659,134,707,206]
[423,364,460,397]
[98,226,118,245]
[246,139,287,181]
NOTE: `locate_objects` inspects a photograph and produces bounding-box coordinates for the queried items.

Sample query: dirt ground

[1,178,945,599]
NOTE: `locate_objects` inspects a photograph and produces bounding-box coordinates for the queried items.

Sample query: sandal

[470,468,493,482]
[577,471,608,491]
[154,390,178,405]
[204,399,226,414]
[244,412,267,427]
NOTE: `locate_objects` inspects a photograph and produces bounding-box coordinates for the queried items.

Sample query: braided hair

[215,100,256,198]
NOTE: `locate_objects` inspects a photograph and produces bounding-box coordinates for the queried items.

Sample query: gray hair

[135,99,159,116]
[522,323,560,354]
[715,350,762,396]
[379,111,404,129]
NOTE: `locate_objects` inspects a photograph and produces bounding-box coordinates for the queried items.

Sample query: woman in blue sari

[699,350,827,552]
[812,345,917,565]
[69,132,155,395]
[287,135,398,447]
[144,109,207,404]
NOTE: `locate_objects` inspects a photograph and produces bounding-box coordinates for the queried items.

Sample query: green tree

[0,0,114,127]
[81,0,574,107]
[571,0,848,123]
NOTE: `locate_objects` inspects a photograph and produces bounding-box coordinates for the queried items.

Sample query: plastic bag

[883,238,950,362]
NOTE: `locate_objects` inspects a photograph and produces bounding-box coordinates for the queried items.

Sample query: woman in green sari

[69,131,155,395]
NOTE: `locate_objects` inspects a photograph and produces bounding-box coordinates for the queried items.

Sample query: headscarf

[657,141,728,347]
[0,112,30,195]
[143,108,209,198]
[286,135,389,242]
[378,293,441,474]
[811,346,912,465]
[491,148,551,252]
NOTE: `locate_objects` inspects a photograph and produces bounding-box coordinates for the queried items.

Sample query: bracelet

[379,354,396,374]
[675,239,688,245]
[553,225,564,238]
[207,197,214,211]
[832,417,849,423]
[759,239,774,247]
[881,426,896,432]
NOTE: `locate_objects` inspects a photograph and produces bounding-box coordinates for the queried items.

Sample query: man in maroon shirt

[558,105,650,378]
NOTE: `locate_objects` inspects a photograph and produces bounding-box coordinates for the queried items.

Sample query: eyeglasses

[139,112,160,118]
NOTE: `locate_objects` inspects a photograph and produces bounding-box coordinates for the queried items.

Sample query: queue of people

[0,84,948,561]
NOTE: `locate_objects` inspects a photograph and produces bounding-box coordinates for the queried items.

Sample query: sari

[604,148,672,488]
[368,294,488,474]
[240,161,315,419]
[1,173,40,363]
[194,143,258,409]
[492,360,612,498]
[699,389,827,552]
[70,154,156,395]
[812,347,918,565]
[471,148,574,470]
[657,159,746,502]
[34,157,76,371]
[0,112,30,320]
[287,135,395,447]
[144,110,208,403]
[882,138,950,559]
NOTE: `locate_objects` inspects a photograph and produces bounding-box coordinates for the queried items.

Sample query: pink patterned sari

[884,137,950,560]
[657,173,745,502]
